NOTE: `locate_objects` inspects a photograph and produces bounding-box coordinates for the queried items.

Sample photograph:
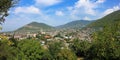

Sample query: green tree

[48,41,77,60]
[41,50,52,60]
[57,49,77,60]
[70,39,91,58]
[0,0,18,24]
[17,39,47,60]
[87,20,120,60]
[48,41,64,59]
[0,40,21,60]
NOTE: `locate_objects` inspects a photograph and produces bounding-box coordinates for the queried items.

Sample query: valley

[0,1,120,59]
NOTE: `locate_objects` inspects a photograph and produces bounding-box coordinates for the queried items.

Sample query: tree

[41,50,52,60]
[57,49,77,60]
[17,39,47,60]
[0,0,18,24]
[70,39,91,58]
[87,19,120,60]
[48,41,64,59]
[48,41,77,60]
[0,39,20,60]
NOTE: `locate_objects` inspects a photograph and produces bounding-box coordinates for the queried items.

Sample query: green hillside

[15,20,93,32]
[87,10,120,28]
[57,20,93,29]
[15,22,54,32]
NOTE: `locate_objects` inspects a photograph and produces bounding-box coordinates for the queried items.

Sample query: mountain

[15,20,93,32]
[15,10,120,33]
[56,20,93,29]
[87,10,120,28]
[15,22,54,32]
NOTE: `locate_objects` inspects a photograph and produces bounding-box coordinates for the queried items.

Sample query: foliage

[48,41,77,60]
[0,0,18,24]
[48,41,64,59]
[0,40,20,60]
[87,10,120,29]
[57,20,92,29]
[40,51,52,60]
[57,49,77,60]
[54,33,63,38]
[0,35,8,40]
[0,10,120,60]
[16,22,54,32]
[87,19,120,60]
[70,39,91,57]
[36,34,46,40]
[17,39,47,60]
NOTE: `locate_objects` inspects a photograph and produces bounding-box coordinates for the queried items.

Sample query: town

[0,28,92,48]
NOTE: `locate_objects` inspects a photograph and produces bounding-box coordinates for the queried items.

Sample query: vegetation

[15,20,93,32]
[87,19,120,60]
[57,20,92,29]
[0,0,120,59]
[70,39,91,57]
[0,0,18,24]
[0,39,77,60]
[87,10,120,29]
[0,20,120,60]
[16,22,54,32]
[57,49,77,60]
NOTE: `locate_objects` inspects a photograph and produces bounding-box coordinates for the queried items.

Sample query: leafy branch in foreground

[0,0,18,24]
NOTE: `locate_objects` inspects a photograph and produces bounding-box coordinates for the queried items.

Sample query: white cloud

[67,7,73,11]
[83,16,91,20]
[55,11,64,16]
[14,6,41,14]
[68,0,106,16]
[74,0,97,15]
[96,0,105,4]
[103,6,120,15]
[35,0,62,6]
[75,0,93,8]
[65,0,107,20]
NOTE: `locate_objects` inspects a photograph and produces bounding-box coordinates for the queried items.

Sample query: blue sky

[1,0,120,32]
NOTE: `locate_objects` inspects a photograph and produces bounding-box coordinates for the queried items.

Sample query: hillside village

[0,27,92,48]
[0,0,120,59]
[0,19,94,49]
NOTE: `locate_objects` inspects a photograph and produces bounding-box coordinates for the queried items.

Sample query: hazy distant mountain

[87,10,120,28]
[15,22,54,32]
[56,20,93,29]
[14,10,120,33]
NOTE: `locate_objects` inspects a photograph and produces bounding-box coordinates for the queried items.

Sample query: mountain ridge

[56,20,93,29]
[15,20,92,32]
[14,10,120,32]
[87,10,120,28]
[15,22,54,32]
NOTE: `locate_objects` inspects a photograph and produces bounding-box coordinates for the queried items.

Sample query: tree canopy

[0,0,17,24]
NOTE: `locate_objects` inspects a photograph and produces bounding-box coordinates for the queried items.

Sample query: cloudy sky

[1,0,120,32]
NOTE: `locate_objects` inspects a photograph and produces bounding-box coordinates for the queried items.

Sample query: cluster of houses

[0,28,92,48]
